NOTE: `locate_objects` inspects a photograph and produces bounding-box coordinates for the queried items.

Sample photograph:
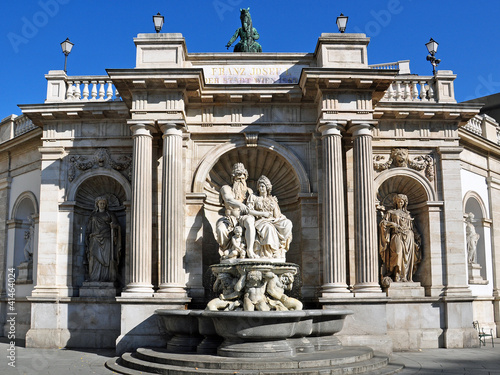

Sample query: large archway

[194,143,309,301]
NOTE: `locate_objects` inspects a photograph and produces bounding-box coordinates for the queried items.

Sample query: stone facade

[0,31,499,353]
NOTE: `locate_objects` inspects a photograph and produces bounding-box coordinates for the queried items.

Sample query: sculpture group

[216,163,293,262]
[209,162,300,311]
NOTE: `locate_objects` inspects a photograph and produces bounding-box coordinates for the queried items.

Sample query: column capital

[348,120,378,136]
[158,121,186,136]
[317,121,347,136]
[437,146,463,160]
[127,120,155,136]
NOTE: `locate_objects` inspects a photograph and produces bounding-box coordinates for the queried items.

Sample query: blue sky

[1,1,499,117]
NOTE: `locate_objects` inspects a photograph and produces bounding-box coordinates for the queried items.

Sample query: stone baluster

[157,122,188,298]
[66,81,73,100]
[404,81,411,101]
[115,88,121,101]
[318,122,350,296]
[123,122,154,295]
[428,80,435,101]
[98,81,105,100]
[419,81,428,101]
[73,81,81,100]
[82,81,89,100]
[395,81,402,101]
[106,81,113,100]
[91,80,98,100]
[350,122,383,295]
[412,81,419,101]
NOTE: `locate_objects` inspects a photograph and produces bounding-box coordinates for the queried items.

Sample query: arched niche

[192,141,307,294]
[10,192,38,282]
[374,169,437,285]
[70,173,129,291]
[463,191,488,279]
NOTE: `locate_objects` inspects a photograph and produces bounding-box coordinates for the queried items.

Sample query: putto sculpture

[379,193,422,283]
[226,8,262,52]
[85,196,121,282]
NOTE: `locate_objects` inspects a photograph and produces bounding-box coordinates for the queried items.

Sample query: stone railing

[65,76,120,101]
[462,113,500,145]
[45,70,121,102]
[370,60,411,74]
[0,114,38,144]
[380,77,436,102]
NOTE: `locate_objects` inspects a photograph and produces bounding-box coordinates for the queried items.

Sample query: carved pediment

[68,148,132,182]
[373,148,434,181]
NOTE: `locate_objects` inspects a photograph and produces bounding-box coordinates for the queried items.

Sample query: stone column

[157,123,187,297]
[123,123,154,295]
[318,122,350,297]
[350,122,382,295]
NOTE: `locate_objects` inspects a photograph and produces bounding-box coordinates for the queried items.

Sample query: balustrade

[381,77,436,103]
[64,76,120,102]
[14,115,36,137]
[464,116,483,136]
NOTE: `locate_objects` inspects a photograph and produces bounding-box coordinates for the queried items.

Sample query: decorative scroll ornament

[68,148,132,182]
[373,148,434,181]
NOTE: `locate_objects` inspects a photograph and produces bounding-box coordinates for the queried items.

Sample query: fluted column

[350,122,382,294]
[157,123,187,297]
[318,122,350,297]
[124,123,154,295]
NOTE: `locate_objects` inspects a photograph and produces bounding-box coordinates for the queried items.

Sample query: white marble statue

[85,196,121,282]
[379,194,421,282]
[216,163,293,261]
[465,212,480,264]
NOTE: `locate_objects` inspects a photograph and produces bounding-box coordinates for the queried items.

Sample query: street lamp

[336,13,348,33]
[60,38,74,73]
[153,12,164,33]
[425,38,441,75]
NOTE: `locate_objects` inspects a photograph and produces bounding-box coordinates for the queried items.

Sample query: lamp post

[425,38,441,75]
[336,13,348,33]
[60,38,74,73]
[153,12,164,33]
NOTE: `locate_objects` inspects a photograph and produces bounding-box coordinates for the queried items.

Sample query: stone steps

[105,346,404,374]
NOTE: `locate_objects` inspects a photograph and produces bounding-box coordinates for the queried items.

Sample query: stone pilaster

[318,122,350,297]
[0,177,12,298]
[31,146,70,297]
[157,122,187,297]
[439,147,471,297]
[486,176,500,334]
[350,122,383,295]
[123,123,154,295]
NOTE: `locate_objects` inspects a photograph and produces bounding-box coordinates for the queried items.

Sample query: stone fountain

[106,164,403,374]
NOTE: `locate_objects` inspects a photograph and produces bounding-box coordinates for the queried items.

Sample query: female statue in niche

[379,194,421,283]
[247,175,293,259]
[465,212,480,264]
[85,196,121,282]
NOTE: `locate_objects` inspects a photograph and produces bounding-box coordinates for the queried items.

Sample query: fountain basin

[155,309,352,358]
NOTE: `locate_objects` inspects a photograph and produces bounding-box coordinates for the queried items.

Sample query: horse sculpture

[226,8,262,53]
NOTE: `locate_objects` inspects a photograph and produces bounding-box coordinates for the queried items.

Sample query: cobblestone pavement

[1,337,499,374]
